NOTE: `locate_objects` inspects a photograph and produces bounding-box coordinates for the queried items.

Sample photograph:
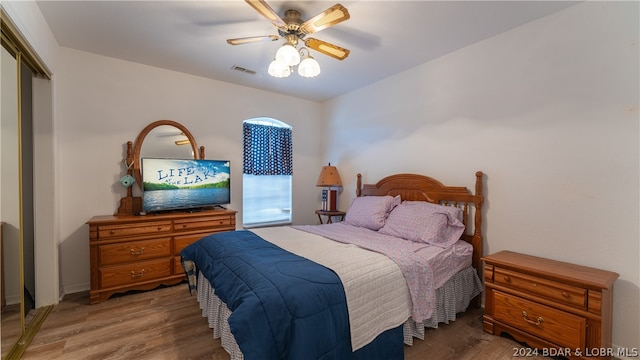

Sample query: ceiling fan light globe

[298,57,321,78]
[275,44,301,66]
[268,59,291,78]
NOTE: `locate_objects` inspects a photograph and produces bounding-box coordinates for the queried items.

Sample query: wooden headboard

[356,172,485,278]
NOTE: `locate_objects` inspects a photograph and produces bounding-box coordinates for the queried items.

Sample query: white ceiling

[36,1,578,102]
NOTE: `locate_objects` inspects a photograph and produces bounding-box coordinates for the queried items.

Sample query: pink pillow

[378,201,465,248]
[344,195,400,230]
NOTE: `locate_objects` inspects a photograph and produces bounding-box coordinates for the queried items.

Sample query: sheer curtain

[242,121,293,227]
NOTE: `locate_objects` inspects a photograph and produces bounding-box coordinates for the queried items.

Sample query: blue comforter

[181,230,403,360]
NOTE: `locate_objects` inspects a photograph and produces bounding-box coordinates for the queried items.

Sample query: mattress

[187,225,482,358]
[195,266,482,359]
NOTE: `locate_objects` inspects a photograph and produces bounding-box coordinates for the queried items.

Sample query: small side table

[483,251,618,357]
[315,210,346,224]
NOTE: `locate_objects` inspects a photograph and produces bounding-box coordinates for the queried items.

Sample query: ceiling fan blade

[245,0,286,28]
[299,4,350,35]
[304,38,350,60]
[227,35,279,45]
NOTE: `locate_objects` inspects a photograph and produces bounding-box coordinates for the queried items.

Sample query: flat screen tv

[141,158,230,213]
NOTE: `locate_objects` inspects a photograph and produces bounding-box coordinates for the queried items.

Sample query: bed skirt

[193,266,482,359]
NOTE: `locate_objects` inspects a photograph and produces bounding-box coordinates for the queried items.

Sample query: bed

[181,171,485,360]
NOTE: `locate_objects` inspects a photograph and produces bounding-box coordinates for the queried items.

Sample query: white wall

[325,1,639,351]
[55,47,324,294]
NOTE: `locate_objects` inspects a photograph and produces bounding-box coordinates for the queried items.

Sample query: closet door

[2,7,53,357]
[1,42,24,357]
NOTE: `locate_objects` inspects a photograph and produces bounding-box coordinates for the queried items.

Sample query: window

[242,118,293,227]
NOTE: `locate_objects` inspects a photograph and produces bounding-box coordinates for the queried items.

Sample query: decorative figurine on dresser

[483,251,619,360]
[87,120,236,304]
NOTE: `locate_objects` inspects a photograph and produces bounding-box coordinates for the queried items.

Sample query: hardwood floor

[21,284,546,360]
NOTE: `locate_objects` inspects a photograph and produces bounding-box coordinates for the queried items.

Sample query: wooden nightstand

[315,210,346,224]
[483,251,619,359]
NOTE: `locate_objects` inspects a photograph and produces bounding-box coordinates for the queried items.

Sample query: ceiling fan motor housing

[281,10,304,38]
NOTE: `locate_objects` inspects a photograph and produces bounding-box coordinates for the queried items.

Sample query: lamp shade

[275,43,301,66]
[316,164,342,187]
[298,55,321,78]
[268,59,291,78]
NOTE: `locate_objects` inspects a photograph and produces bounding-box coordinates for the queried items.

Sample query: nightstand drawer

[495,268,586,310]
[98,221,172,239]
[100,258,172,288]
[493,291,586,349]
[99,238,172,265]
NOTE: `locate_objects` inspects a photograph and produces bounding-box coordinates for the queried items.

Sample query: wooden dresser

[483,251,619,360]
[87,208,236,304]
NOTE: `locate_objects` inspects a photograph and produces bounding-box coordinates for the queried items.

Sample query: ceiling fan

[227,0,351,77]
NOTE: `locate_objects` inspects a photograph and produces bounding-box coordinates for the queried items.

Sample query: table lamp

[316,163,342,211]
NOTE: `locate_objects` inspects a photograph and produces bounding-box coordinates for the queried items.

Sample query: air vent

[231,65,257,75]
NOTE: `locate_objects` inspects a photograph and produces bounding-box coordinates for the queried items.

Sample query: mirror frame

[132,119,203,187]
[117,120,205,215]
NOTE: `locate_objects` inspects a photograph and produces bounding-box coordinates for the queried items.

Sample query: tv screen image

[141,158,230,213]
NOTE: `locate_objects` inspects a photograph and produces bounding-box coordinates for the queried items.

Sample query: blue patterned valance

[243,122,293,175]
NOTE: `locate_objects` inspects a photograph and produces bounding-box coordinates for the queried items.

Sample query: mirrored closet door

[2,8,52,359]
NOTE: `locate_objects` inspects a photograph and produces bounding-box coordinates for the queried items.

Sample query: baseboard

[61,282,90,300]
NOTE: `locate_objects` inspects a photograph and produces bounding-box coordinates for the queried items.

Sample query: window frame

[242,118,293,228]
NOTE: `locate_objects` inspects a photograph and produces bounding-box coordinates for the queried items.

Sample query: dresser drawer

[494,268,586,310]
[173,216,233,232]
[97,221,172,239]
[173,234,210,276]
[174,233,209,255]
[493,291,586,349]
[174,256,185,275]
[99,258,172,289]
[99,238,171,266]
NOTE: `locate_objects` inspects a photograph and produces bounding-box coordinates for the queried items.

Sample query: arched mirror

[137,125,196,159]
[118,120,204,215]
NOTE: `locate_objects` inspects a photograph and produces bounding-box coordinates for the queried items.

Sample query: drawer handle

[157,226,163,231]
[130,269,146,279]
[130,247,145,256]
[109,230,116,235]
[531,282,537,288]
[561,291,569,298]
[182,224,188,228]
[503,276,511,283]
[522,311,544,326]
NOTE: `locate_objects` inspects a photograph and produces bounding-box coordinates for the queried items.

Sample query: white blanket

[251,227,412,351]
